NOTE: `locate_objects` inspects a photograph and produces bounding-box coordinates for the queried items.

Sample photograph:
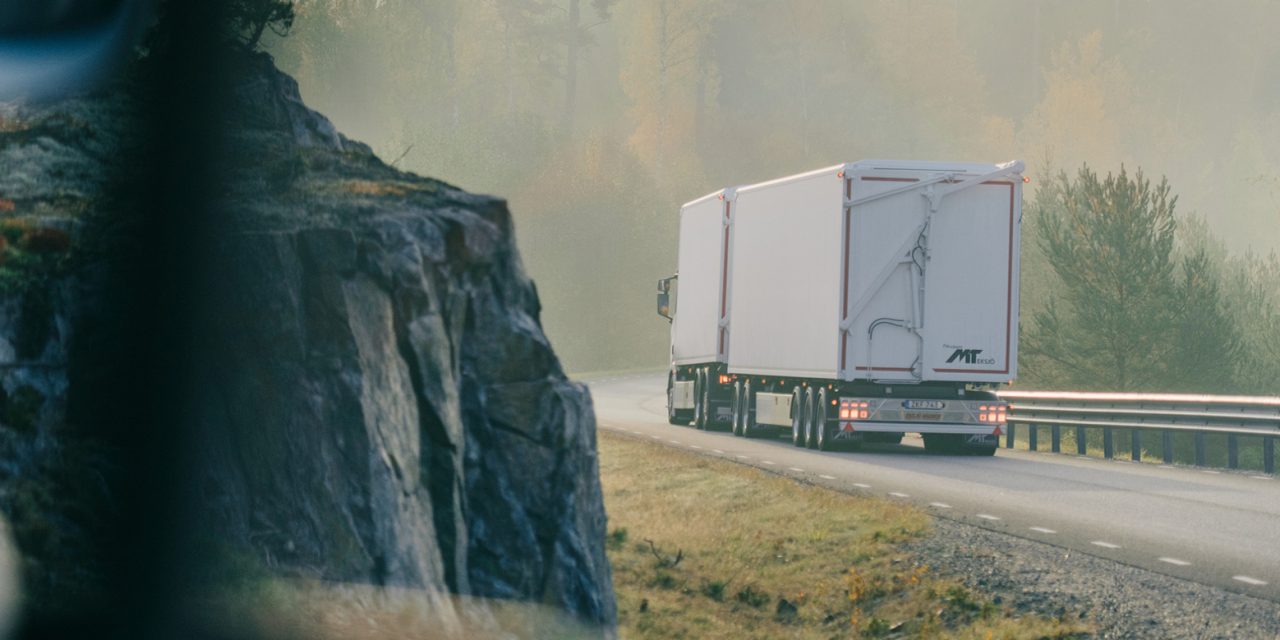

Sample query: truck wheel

[731,380,744,436]
[922,434,959,454]
[790,387,804,447]
[816,387,834,451]
[803,387,818,449]
[693,369,706,429]
[741,379,756,438]
[864,432,903,445]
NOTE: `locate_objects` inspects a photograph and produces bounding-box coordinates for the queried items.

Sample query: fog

[266,0,1280,374]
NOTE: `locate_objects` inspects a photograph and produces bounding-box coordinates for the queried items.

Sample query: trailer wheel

[803,387,818,449]
[790,387,804,447]
[741,379,757,438]
[816,387,835,451]
[693,369,706,429]
[737,381,747,437]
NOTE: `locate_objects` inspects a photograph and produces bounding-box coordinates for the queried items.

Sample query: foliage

[1024,165,1259,393]
[229,0,296,50]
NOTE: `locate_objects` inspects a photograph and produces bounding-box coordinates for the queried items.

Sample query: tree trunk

[562,0,580,138]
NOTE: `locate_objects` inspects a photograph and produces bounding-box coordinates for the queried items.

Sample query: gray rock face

[0,52,616,632]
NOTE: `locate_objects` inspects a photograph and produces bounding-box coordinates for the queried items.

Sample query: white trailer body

[670,189,732,367]
[727,160,1021,385]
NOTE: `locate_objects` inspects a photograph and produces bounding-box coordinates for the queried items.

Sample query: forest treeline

[265,1,1280,393]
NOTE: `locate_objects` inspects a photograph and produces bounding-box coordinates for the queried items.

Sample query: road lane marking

[650,435,663,440]
[1158,557,1191,566]
[929,502,952,509]
[889,492,910,498]
[631,431,642,435]
[788,467,805,472]
[736,455,750,459]
[1091,541,1121,549]
[819,474,836,480]
[853,483,872,489]
[1233,575,1268,586]
[977,514,1001,521]
[1029,527,1057,534]
[669,440,682,444]
[762,460,777,465]
[689,445,702,449]
[712,449,725,454]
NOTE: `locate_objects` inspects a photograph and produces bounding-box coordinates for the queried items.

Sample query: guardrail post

[1195,432,1206,467]
[1103,428,1114,459]
[1006,423,1015,449]
[1029,424,1038,451]
[1131,430,1141,462]
[1265,437,1275,474]
[1227,435,1239,469]
[1076,426,1086,455]
[1162,430,1174,464]
[1051,425,1061,453]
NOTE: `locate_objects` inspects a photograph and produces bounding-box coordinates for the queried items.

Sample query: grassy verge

[600,431,1090,639]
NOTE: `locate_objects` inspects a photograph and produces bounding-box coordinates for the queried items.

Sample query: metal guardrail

[996,390,1280,474]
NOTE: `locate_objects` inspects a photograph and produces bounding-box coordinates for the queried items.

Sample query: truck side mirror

[656,276,675,322]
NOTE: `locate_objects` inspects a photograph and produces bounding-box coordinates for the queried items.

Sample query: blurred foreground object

[0,0,150,100]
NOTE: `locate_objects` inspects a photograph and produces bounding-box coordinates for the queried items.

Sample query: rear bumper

[835,421,1002,436]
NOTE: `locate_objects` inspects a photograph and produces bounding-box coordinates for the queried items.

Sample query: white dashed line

[650,435,662,440]
[631,430,642,435]
[1159,557,1192,566]
[712,449,725,454]
[977,514,1001,521]
[1029,527,1057,534]
[761,460,777,465]
[668,440,681,445]
[819,474,837,480]
[736,455,750,459]
[689,445,702,450]
[788,467,805,472]
[889,492,910,498]
[929,502,952,509]
[1091,541,1121,549]
[853,483,872,489]
[1233,575,1268,586]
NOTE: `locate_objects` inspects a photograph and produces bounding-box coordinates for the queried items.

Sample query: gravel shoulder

[907,516,1280,639]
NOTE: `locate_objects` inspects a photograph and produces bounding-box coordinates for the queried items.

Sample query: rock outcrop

[0,52,615,633]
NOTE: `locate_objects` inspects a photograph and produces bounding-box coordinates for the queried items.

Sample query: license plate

[903,411,943,421]
[902,400,945,410]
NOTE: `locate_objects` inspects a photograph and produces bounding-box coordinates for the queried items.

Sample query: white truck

[656,160,1024,454]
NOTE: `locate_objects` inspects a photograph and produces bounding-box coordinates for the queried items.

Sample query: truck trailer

[655,159,1024,454]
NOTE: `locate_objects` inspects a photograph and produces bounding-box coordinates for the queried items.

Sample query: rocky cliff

[0,52,615,634]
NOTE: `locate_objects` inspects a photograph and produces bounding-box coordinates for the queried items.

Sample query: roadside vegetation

[599,432,1090,639]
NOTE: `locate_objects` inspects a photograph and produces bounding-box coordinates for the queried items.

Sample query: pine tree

[1024,164,1179,391]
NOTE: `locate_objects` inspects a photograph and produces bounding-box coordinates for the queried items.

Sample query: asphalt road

[588,372,1280,603]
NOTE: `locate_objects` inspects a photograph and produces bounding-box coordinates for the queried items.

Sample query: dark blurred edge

[12,3,227,639]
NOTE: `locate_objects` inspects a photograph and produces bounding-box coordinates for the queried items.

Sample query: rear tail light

[718,374,731,385]
[840,400,871,420]
[978,404,1008,424]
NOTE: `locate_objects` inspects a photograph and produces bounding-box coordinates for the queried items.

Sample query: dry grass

[341,179,435,197]
[600,431,1090,639]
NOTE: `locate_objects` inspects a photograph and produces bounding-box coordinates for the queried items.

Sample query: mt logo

[946,348,984,364]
